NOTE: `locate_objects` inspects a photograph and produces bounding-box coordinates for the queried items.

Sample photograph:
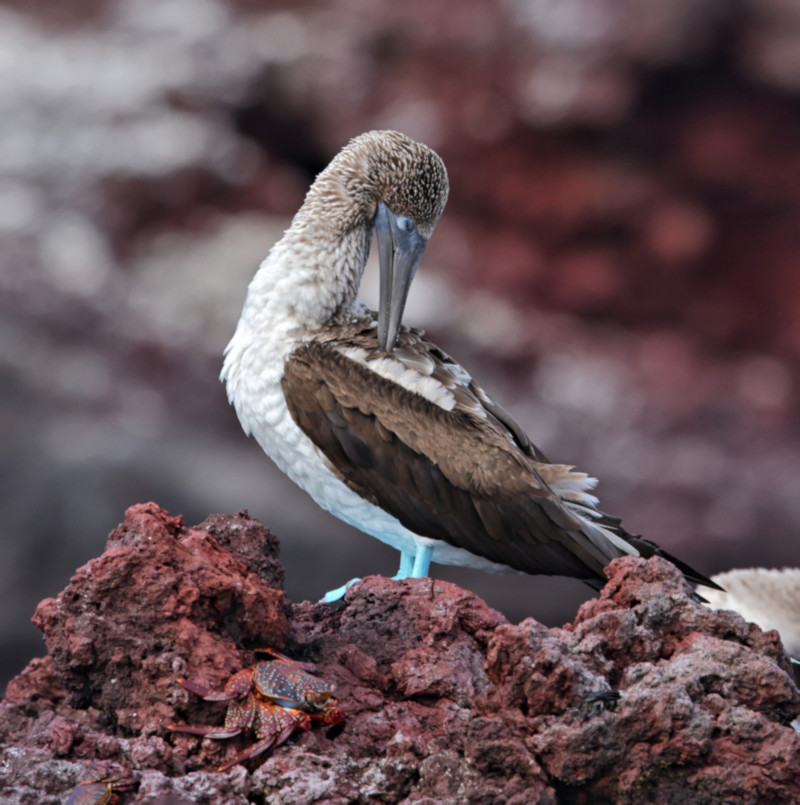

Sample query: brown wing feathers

[282,339,622,583]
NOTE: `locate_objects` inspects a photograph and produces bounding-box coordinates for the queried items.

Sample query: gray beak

[375,202,428,352]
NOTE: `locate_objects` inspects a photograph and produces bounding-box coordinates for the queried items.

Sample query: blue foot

[319,577,361,604]
[322,545,434,602]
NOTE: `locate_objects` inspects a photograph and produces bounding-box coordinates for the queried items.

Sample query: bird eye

[397,216,415,234]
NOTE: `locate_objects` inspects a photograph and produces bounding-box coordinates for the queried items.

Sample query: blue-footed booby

[221,130,721,603]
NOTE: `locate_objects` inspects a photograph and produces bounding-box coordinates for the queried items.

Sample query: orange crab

[66,762,136,805]
[167,649,344,771]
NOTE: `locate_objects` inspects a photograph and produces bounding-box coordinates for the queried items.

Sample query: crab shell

[66,763,136,805]
[167,651,344,771]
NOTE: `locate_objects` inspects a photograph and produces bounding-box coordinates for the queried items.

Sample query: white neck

[221,211,374,435]
[240,214,373,337]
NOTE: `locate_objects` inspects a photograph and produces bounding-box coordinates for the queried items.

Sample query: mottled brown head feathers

[311,130,449,238]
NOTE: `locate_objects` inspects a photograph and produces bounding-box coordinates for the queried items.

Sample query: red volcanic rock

[2,506,800,803]
[488,557,800,801]
[30,503,289,736]
[197,511,286,591]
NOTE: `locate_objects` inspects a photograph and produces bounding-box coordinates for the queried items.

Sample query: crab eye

[397,216,415,234]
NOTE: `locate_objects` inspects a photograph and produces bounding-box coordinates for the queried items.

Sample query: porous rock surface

[1,503,799,803]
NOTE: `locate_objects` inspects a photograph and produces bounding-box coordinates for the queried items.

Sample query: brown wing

[282,338,633,584]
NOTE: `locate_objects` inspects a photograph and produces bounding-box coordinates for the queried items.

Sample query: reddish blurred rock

[2,506,800,803]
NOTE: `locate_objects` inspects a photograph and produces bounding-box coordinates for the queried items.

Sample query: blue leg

[320,545,433,603]
[391,551,415,580]
[410,545,432,578]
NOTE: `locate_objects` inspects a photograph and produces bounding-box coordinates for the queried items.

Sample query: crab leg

[216,704,310,772]
[167,723,243,740]
[255,648,316,673]
[168,690,257,740]
[175,669,253,701]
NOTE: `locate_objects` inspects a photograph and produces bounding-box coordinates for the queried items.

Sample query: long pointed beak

[375,202,428,352]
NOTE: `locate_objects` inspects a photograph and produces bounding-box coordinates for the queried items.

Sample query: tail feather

[626,536,724,592]
[584,510,724,599]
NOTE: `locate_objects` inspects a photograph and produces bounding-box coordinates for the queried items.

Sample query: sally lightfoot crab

[167,649,344,771]
[66,762,137,805]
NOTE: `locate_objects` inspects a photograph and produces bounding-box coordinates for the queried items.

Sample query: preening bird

[221,130,720,602]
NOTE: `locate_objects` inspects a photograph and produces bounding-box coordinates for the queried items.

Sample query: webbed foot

[319,577,361,603]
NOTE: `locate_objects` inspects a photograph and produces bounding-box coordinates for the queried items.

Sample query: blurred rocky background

[2,0,800,690]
